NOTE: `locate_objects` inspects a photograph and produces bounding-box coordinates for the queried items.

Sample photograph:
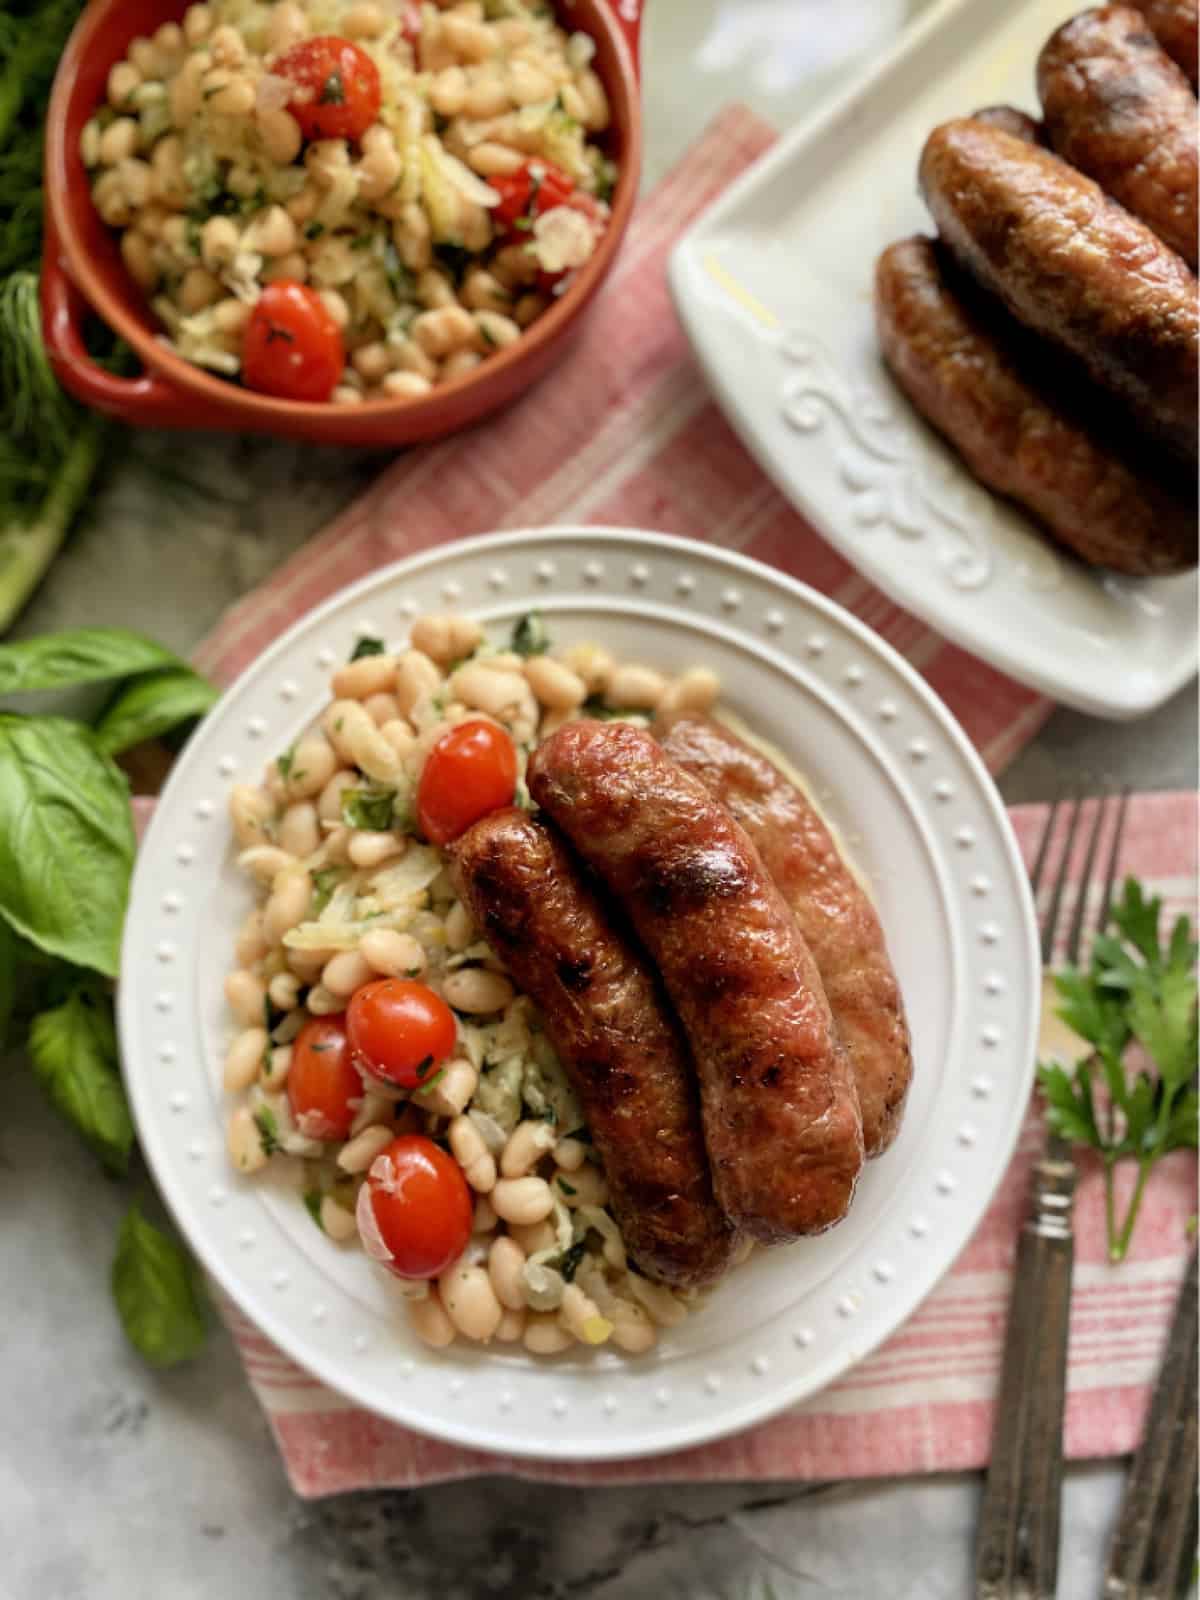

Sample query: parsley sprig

[1038,878,1198,1262]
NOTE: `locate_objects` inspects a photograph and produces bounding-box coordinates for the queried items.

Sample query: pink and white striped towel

[179,108,1196,1494]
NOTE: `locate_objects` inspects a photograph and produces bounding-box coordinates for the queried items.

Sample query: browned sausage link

[1133,0,1198,85]
[528,723,864,1245]
[971,105,1047,144]
[1038,6,1199,268]
[874,236,1198,575]
[919,117,1199,466]
[447,808,738,1288]
[653,712,914,1157]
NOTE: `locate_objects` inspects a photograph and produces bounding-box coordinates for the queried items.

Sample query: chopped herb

[350,232,374,251]
[311,867,342,915]
[382,239,415,301]
[479,321,498,348]
[414,1062,446,1094]
[253,1104,281,1155]
[263,995,285,1033]
[406,967,422,978]
[342,786,397,832]
[276,744,297,781]
[513,215,533,232]
[303,1191,325,1231]
[511,611,550,657]
[594,158,618,205]
[350,635,385,660]
[556,1176,577,1196]
[319,68,345,105]
[555,1240,587,1282]
[304,221,326,240]
[582,693,641,722]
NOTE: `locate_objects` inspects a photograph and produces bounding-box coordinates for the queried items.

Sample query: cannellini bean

[442,350,482,380]
[224,1026,267,1092]
[227,1105,269,1173]
[407,1288,457,1349]
[358,139,402,201]
[120,230,158,291]
[500,1119,557,1179]
[658,667,721,716]
[322,948,374,998]
[439,1260,503,1342]
[415,267,457,310]
[411,306,478,359]
[451,662,529,722]
[387,332,437,377]
[183,4,212,46]
[154,21,185,64]
[413,1058,477,1118]
[508,1217,557,1256]
[524,655,586,710]
[429,64,467,116]
[539,706,577,740]
[246,204,295,256]
[323,699,403,783]
[317,768,360,823]
[363,691,401,727]
[337,1124,395,1174]
[491,242,540,289]
[267,972,301,1012]
[554,1137,587,1173]
[381,372,433,399]
[486,1235,526,1310]
[116,157,153,208]
[360,929,425,979]
[288,947,329,983]
[410,613,483,666]
[380,719,418,759]
[473,1194,498,1233]
[352,341,393,384]
[609,1298,658,1353]
[460,269,512,314]
[462,72,510,119]
[466,140,525,177]
[556,643,610,693]
[560,1282,613,1346]
[80,118,103,167]
[209,74,255,117]
[513,291,549,329]
[179,265,221,313]
[627,1274,689,1327]
[450,1116,497,1192]
[262,249,309,285]
[559,82,587,122]
[264,868,312,944]
[394,650,443,717]
[442,968,514,1015]
[225,970,267,1027]
[604,664,667,710]
[342,1,386,37]
[234,910,268,967]
[238,845,296,886]
[306,983,342,1016]
[92,170,132,226]
[259,1044,292,1092]
[169,56,207,126]
[444,900,474,952]
[494,1305,526,1342]
[347,830,407,869]
[199,216,240,273]
[475,311,521,351]
[279,801,320,858]
[491,1176,554,1226]
[208,22,245,66]
[350,1088,396,1137]
[442,12,495,59]
[320,1196,358,1241]
[575,66,610,130]
[391,205,433,271]
[99,117,139,166]
[523,1312,573,1354]
[257,106,302,164]
[555,1164,607,1208]
[509,63,554,106]
[108,61,141,108]
[266,0,307,52]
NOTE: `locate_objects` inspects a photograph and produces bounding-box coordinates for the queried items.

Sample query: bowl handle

[40,217,231,431]
[605,0,644,78]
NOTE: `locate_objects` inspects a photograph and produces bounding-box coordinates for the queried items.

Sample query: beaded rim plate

[118,527,1038,1461]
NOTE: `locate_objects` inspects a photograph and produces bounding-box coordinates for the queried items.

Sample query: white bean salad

[83,1,617,403]
[222,613,737,1355]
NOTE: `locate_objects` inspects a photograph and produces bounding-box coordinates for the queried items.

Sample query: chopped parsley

[276,744,297,781]
[304,221,326,240]
[342,786,397,831]
[582,693,640,722]
[382,239,415,302]
[413,1060,445,1094]
[253,1104,281,1156]
[555,1240,587,1282]
[303,1191,325,1231]
[511,611,550,657]
[350,635,385,660]
[556,1176,577,1196]
[311,867,342,915]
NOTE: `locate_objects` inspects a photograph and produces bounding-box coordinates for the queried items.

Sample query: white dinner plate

[668,0,1198,721]
[119,528,1038,1460]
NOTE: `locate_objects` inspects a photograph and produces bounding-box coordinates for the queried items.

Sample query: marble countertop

[4,2,1196,1596]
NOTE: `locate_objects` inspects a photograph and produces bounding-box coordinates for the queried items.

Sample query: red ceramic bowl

[43,0,643,445]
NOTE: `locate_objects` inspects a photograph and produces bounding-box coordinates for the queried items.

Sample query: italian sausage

[971,105,1047,144]
[653,712,913,1157]
[919,117,1199,465]
[448,808,738,1288]
[875,236,1197,575]
[528,722,864,1245]
[1037,6,1198,268]
[1133,0,1198,85]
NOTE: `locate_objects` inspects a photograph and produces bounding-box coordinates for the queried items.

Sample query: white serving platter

[669,0,1198,721]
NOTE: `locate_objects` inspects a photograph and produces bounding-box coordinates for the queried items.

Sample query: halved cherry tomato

[490,159,576,228]
[274,36,382,143]
[242,280,344,403]
[287,1015,362,1141]
[356,1134,473,1280]
[416,719,518,846]
[347,978,457,1090]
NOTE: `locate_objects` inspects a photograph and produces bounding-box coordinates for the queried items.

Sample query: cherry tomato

[416,719,518,846]
[347,978,457,1090]
[490,159,576,228]
[356,1135,473,1280]
[275,36,382,144]
[287,1015,362,1142]
[242,281,344,403]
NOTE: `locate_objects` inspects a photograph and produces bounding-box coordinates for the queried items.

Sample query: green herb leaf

[0,713,134,976]
[0,626,180,695]
[556,1176,577,1196]
[510,611,549,658]
[112,1203,208,1368]
[92,665,219,756]
[253,1103,281,1155]
[555,1239,586,1282]
[28,986,134,1174]
[342,786,397,832]
[303,1190,326,1231]
[311,866,343,915]
[350,636,385,661]
[581,694,641,722]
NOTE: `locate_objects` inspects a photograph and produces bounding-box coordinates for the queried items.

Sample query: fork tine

[1041,795,1084,966]
[1028,794,1062,898]
[1064,795,1109,967]
[1096,788,1131,937]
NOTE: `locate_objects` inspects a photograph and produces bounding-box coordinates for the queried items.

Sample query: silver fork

[974,790,1130,1600]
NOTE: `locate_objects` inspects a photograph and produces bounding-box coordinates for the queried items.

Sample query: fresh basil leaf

[342,786,396,832]
[350,636,385,661]
[510,611,549,658]
[112,1204,208,1368]
[92,666,219,756]
[28,987,134,1174]
[0,627,180,695]
[0,713,134,976]
[253,1103,281,1154]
